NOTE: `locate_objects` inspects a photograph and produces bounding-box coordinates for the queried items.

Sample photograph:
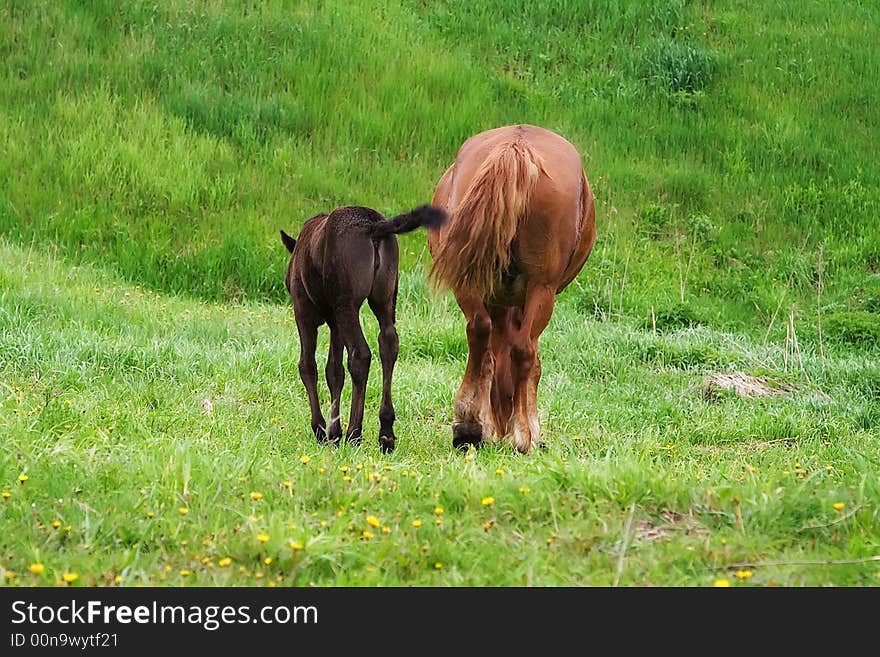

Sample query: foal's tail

[368,204,447,239]
[429,140,544,299]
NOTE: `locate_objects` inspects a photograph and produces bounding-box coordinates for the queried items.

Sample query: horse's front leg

[451,294,496,449]
[508,284,555,453]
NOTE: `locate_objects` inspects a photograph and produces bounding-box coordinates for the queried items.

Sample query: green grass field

[1,0,878,586]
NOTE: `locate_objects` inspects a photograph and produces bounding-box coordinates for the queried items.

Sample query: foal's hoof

[452,421,483,451]
[313,425,330,443]
[378,435,396,454]
[326,423,343,444]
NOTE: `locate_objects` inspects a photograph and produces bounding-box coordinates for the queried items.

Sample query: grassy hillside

[0,0,878,586]
[1,0,878,335]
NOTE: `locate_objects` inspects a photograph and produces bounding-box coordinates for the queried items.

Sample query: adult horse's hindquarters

[428,124,596,453]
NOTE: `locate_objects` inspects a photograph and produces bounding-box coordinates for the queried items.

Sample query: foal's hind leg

[325,323,344,444]
[335,305,371,445]
[295,312,328,443]
[368,294,399,454]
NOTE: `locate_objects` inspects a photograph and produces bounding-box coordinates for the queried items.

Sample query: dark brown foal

[281,204,445,453]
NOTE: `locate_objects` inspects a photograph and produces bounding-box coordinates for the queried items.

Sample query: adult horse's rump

[428,124,596,453]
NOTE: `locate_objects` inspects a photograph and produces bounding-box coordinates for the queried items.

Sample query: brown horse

[428,124,596,453]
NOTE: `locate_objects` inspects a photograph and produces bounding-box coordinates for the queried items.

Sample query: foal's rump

[323,205,447,303]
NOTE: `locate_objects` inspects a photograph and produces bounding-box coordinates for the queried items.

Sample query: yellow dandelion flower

[340,466,349,473]
[833,502,845,511]
[289,541,304,551]
[1,491,11,500]
[495,468,505,475]
[481,496,494,506]
[256,533,270,543]
[18,474,28,483]
[318,467,325,474]
[464,453,474,462]
[734,570,753,580]
[300,455,310,464]
[434,562,443,569]
[179,570,191,577]
[51,519,61,529]
[64,525,71,532]
[62,573,78,583]
[29,563,44,575]
[264,557,273,565]
[381,526,391,534]
[342,475,352,482]
[282,481,292,488]
[146,511,154,518]
[412,519,422,527]
[267,581,277,587]
[366,515,380,527]
[362,530,374,539]
[434,507,444,515]
[4,571,15,580]
[218,557,232,567]
[114,575,122,584]
[178,507,189,515]
[518,487,531,494]
[250,491,263,501]
[435,517,443,525]
[714,579,730,587]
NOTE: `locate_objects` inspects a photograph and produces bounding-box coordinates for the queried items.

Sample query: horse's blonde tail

[430,140,544,299]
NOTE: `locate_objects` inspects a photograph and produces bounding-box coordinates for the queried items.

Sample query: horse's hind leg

[509,283,555,453]
[452,294,496,450]
[335,305,371,445]
[368,292,399,454]
[325,321,344,444]
[295,311,328,443]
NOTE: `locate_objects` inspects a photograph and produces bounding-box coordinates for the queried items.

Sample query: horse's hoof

[327,424,343,444]
[378,435,396,454]
[452,422,482,451]
[346,432,362,447]
[314,425,329,443]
